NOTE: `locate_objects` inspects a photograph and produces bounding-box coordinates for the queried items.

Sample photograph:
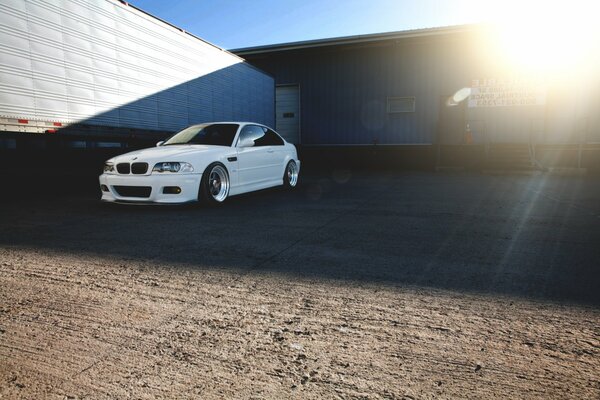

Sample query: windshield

[163,123,239,146]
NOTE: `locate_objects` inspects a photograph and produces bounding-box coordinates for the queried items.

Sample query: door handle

[267,149,274,153]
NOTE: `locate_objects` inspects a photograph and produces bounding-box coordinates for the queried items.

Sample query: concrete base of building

[297,144,600,174]
[298,145,437,172]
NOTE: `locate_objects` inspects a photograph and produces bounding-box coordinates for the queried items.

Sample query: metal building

[235,25,600,170]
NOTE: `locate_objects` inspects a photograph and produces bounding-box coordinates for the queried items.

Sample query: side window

[267,129,284,146]
[238,125,265,146]
[255,128,285,146]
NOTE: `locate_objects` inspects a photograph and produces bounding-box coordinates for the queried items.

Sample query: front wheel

[283,160,299,189]
[199,163,230,205]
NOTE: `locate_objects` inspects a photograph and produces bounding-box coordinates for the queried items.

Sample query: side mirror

[238,138,254,148]
[156,141,164,147]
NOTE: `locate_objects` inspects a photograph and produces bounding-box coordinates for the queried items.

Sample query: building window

[387,97,415,113]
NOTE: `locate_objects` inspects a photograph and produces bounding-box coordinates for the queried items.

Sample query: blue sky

[129,0,494,49]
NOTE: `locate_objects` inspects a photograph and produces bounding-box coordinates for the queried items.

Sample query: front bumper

[99,173,202,204]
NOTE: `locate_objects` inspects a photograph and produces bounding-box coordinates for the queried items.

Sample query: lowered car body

[99,122,300,204]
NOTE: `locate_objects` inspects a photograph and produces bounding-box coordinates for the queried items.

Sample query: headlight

[103,162,115,173]
[152,162,194,173]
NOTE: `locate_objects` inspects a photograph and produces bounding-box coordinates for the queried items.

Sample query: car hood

[107,145,229,164]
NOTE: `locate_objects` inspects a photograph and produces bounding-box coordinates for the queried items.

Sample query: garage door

[276,85,300,144]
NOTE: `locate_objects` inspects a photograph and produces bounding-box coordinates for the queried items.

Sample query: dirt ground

[1,171,599,399]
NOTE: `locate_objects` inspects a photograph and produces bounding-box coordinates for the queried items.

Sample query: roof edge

[231,24,483,55]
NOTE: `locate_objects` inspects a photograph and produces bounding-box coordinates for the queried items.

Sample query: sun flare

[486,0,600,77]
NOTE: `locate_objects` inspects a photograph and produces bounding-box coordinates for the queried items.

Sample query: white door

[276,85,300,144]
[237,146,271,187]
[236,125,273,187]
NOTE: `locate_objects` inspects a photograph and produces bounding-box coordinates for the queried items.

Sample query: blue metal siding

[247,39,481,145]
[588,83,600,143]
[244,34,590,146]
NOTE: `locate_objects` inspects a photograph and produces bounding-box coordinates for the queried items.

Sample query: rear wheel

[199,163,230,205]
[283,160,299,189]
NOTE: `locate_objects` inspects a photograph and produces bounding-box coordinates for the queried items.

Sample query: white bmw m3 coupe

[99,122,300,204]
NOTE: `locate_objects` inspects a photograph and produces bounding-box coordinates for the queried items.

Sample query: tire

[283,160,299,189]
[199,162,230,205]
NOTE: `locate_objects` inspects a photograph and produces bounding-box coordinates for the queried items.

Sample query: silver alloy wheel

[286,161,298,187]
[208,165,229,202]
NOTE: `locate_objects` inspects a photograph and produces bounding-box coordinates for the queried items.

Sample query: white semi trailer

[0,0,274,148]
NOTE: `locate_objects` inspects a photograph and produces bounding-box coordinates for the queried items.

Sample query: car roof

[191,121,263,125]
[188,122,274,130]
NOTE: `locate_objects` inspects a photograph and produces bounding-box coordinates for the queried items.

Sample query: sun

[487,0,600,77]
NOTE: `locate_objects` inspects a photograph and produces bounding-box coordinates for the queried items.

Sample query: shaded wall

[241,31,598,148]
[244,35,478,145]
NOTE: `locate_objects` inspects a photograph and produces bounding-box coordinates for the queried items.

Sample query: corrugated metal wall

[590,88,600,143]
[243,33,595,146]
[245,36,481,145]
[0,0,274,132]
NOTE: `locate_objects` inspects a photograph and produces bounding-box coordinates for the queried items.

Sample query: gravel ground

[1,171,599,399]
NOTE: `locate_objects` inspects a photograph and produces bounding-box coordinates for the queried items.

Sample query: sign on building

[468,78,546,108]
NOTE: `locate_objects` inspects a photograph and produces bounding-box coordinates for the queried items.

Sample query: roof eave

[232,24,482,55]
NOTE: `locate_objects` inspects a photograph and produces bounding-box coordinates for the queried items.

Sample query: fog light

[101,184,109,192]
[163,186,181,194]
